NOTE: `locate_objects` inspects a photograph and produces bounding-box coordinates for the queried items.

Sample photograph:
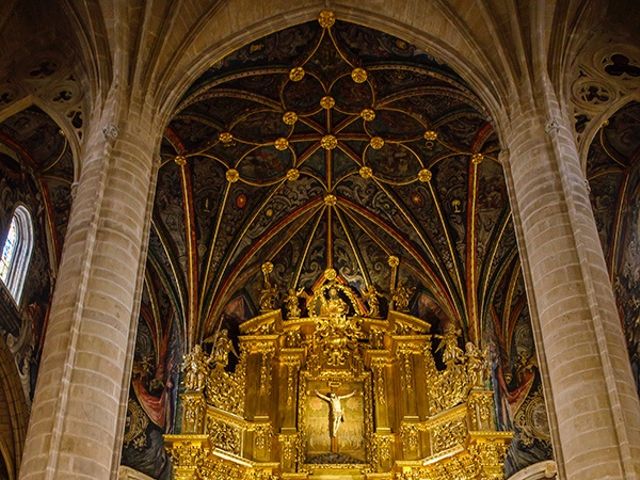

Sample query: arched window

[0,206,33,303]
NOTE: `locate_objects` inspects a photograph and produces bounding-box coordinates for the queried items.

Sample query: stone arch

[155,2,509,135]
[0,97,82,182]
[1,205,34,304]
[579,93,640,173]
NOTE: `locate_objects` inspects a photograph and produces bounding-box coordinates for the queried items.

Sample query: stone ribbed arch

[7,2,638,480]
[153,0,512,126]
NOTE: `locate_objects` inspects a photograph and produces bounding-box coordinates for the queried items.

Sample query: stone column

[19,96,161,480]
[501,81,640,480]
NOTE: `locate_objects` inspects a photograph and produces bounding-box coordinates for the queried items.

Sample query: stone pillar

[501,81,640,479]
[18,96,161,480]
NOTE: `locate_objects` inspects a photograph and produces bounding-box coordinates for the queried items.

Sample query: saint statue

[285,288,302,319]
[435,324,464,366]
[259,262,278,311]
[320,287,348,317]
[315,390,355,441]
[259,284,278,311]
[182,344,210,392]
[363,285,381,317]
[465,341,488,387]
[212,329,236,367]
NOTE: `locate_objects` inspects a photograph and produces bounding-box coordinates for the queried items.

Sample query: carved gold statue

[285,288,302,319]
[259,262,278,311]
[363,285,381,318]
[436,323,465,365]
[211,329,236,366]
[181,344,210,392]
[320,287,348,317]
[465,341,488,387]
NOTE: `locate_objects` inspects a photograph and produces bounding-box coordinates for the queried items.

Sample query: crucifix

[315,390,355,452]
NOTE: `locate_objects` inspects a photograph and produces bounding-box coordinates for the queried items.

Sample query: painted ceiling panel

[155,17,525,351]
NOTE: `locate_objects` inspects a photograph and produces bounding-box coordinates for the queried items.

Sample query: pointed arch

[0,205,34,304]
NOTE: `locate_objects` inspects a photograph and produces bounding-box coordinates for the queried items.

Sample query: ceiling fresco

[587,100,640,393]
[120,14,553,478]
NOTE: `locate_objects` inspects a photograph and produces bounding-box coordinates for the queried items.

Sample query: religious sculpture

[285,288,302,319]
[315,390,356,444]
[211,329,236,366]
[465,341,488,387]
[363,285,381,318]
[436,323,465,365]
[320,287,348,317]
[182,344,210,392]
[259,262,279,311]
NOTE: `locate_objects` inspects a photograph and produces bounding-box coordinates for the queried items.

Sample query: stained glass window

[0,206,33,303]
[0,217,17,281]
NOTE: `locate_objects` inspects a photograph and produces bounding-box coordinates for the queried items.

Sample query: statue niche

[165,265,512,480]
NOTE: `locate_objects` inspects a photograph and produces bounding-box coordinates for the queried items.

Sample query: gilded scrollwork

[182,393,206,433]
[468,390,493,431]
[432,419,467,452]
[397,349,415,392]
[253,423,273,452]
[371,434,394,469]
[259,350,273,396]
[373,364,386,405]
[400,423,420,453]
[197,455,245,480]
[206,340,246,416]
[165,440,207,470]
[208,418,241,455]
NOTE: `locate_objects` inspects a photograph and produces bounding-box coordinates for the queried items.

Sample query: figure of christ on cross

[315,390,356,452]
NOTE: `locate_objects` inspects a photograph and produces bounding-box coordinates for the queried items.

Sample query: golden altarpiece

[165,263,512,479]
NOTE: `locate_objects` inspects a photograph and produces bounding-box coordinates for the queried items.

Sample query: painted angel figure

[315,390,355,438]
